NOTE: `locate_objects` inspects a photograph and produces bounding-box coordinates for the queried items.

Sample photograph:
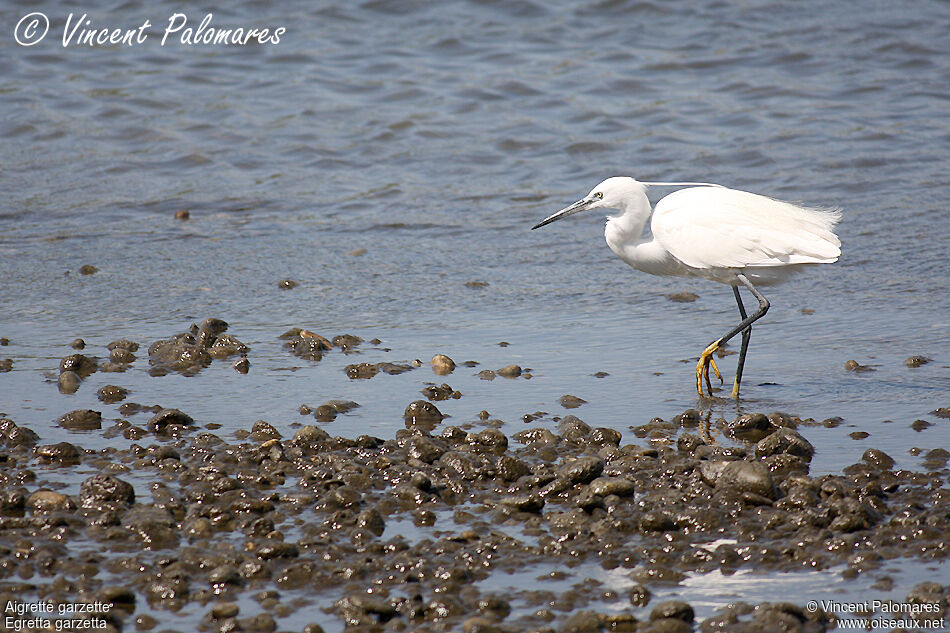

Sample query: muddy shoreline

[1,319,947,632]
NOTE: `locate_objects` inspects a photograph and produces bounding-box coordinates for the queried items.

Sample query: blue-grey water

[2,0,950,630]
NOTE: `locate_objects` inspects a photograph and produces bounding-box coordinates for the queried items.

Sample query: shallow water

[3,0,950,628]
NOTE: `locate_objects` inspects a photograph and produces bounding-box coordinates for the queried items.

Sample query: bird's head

[531,177,646,229]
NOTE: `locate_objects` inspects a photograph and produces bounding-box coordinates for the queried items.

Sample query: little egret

[532,177,841,398]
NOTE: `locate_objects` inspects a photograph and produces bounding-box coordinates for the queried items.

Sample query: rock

[497,365,522,378]
[79,264,98,275]
[60,353,97,377]
[58,371,81,393]
[109,348,136,364]
[431,354,456,375]
[557,416,591,439]
[407,436,446,463]
[862,448,895,470]
[629,583,651,607]
[97,385,129,403]
[756,428,814,461]
[107,340,139,352]
[560,610,602,633]
[27,490,74,512]
[250,420,281,441]
[589,477,635,497]
[404,400,444,430]
[640,510,675,532]
[356,508,385,536]
[559,395,587,409]
[727,413,772,442]
[589,427,622,446]
[279,279,298,289]
[34,442,81,465]
[904,355,931,367]
[314,405,337,422]
[233,357,250,373]
[147,408,195,434]
[557,456,604,485]
[704,460,777,499]
[70,338,85,349]
[80,474,135,509]
[500,494,545,513]
[496,455,530,481]
[650,600,694,622]
[0,419,39,448]
[666,291,699,303]
[293,425,330,446]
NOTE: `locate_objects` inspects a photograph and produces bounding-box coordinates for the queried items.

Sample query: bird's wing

[650,186,841,270]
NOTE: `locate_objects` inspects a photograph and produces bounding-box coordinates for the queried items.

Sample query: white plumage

[532,176,842,398]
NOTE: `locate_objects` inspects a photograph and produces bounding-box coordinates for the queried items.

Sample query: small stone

[497,365,522,378]
[404,400,444,429]
[34,442,81,464]
[666,291,699,303]
[79,264,98,275]
[845,359,874,372]
[233,357,250,373]
[862,448,895,470]
[147,408,194,434]
[57,409,102,431]
[589,477,635,497]
[175,210,190,220]
[210,603,239,619]
[314,405,337,422]
[27,490,73,512]
[279,279,297,289]
[755,427,814,461]
[97,385,129,403]
[70,338,85,349]
[58,371,81,393]
[629,583,651,607]
[356,508,385,536]
[559,395,587,409]
[431,354,456,375]
[711,460,776,499]
[109,348,135,363]
[727,413,772,442]
[557,456,604,485]
[904,355,931,368]
[293,425,330,445]
[80,474,135,509]
[250,420,281,441]
[650,600,694,622]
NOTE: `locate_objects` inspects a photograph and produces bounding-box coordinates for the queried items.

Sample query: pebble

[431,353,456,375]
[559,394,587,409]
[497,364,522,378]
[57,409,102,430]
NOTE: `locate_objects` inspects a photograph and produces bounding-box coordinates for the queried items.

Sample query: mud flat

[0,320,947,633]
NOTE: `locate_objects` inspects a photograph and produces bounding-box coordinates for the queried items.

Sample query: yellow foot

[695,339,723,398]
[731,377,741,399]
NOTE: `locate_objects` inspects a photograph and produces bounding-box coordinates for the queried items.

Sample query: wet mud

[0,319,948,633]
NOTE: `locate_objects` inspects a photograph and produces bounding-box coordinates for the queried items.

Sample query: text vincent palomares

[62,12,285,47]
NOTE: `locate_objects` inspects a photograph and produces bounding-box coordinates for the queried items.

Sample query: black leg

[733,285,752,398]
[696,274,770,398]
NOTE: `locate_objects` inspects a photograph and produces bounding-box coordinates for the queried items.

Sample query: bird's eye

[594,192,603,199]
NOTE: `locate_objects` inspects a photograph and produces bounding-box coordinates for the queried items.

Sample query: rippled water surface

[3,0,950,629]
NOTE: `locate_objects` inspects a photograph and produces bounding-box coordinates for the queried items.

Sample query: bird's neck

[604,191,652,248]
[604,193,674,275]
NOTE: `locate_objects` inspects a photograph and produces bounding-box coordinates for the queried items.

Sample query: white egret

[532,177,841,398]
